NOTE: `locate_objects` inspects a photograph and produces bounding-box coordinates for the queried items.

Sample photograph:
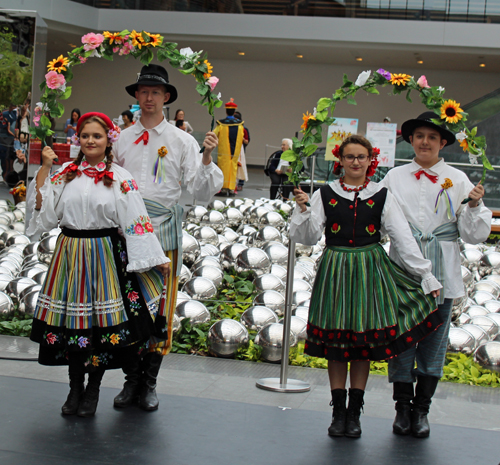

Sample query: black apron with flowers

[320,184,387,247]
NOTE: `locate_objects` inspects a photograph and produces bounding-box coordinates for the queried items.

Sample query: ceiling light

[356,57,363,61]
[479,63,486,67]
[238,51,245,56]
[417,60,423,64]
[296,54,303,58]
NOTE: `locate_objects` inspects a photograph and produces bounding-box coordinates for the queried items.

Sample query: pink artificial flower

[113,47,119,53]
[79,56,87,64]
[119,41,134,56]
[207,76,219,91]
[82,32,104,51]
[134,224,144,235]
[70,134,80,146]
[417,75,430,88]
[33,115,40,127]
[45,71,66,90]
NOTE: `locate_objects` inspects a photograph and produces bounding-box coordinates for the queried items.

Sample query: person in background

[169,109,193,134]
[268,138,293,200]
[64,108,81,143]
[0,103,18,182]
[234,110,249,192]
[175,119,187,131]
[15,103,30,152]
[214,98,244,197]
[121,110,134,129]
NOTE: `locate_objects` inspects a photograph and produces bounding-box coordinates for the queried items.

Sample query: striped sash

[409,222,459,305]
[144,199,183,276]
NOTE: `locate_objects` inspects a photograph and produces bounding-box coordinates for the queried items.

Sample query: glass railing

[69,0,500,23]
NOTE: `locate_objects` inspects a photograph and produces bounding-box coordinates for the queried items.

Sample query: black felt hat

[125,64,178,104]
[401,111,456,147]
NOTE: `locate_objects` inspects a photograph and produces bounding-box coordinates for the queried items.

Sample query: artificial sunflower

[301,111,316,131]
[441,178,453,190]
[130,30,146,49]
[103,31,121,44]
[440,99,464,124]
[47,55,70,73]
[145,32,163,47]
[390,73,411,87]
[459,138,468,152]
[202,60,213,78]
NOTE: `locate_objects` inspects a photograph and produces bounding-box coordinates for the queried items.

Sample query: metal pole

[310,155,316,194]
[256,239,310,393]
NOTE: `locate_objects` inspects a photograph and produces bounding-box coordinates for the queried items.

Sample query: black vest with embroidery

[320,184,388,247]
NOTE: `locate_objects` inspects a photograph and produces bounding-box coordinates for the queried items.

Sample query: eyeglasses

[342,154,369,163]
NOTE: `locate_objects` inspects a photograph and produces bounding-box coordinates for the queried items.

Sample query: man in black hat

[381,111,491,438]
[112,64,223,412]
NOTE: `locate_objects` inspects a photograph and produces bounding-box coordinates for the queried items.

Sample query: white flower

[88,49,101,58]
[180,47,194,57]
[468,154,479,164]
[355,70,371,87]
[217,92,221,99]
[456,130,467,142]
[59,84,66,93]
[313,107,317,117]
[437,86,445,93]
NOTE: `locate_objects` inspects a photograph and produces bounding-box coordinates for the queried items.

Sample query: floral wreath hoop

[31,30,222,143]
[283,69,494,198]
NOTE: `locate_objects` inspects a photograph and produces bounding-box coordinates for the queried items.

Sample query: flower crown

[332,144,380,178]
[71,124,121,146]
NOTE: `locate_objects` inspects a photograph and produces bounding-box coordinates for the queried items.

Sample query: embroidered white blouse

[289,180,442,295]
[26,161,169,273]
[380,159,492,298]
[112,118,223,233]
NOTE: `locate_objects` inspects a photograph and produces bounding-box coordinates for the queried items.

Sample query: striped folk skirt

[305,243,442,362]
[30,228,167,371]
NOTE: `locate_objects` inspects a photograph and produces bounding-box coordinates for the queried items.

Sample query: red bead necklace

[339,177,370,193]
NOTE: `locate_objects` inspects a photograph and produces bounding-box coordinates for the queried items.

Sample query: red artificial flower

[329,198,338,207]
[366,224,377,236]
[332,144,341,158]
[367,199,375,208]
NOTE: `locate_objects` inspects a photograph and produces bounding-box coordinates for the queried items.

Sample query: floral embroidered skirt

[305,243,443,362]
[30,228,167,371]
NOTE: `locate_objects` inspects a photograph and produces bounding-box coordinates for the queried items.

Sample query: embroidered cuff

[127,255,170,274]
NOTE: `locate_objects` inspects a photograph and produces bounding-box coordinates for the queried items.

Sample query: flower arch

[31,30,222,142]
[283,69,493,189]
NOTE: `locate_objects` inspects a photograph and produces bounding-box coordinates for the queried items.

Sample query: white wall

[49,49,500,165]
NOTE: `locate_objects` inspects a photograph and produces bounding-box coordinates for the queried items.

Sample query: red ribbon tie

[134,131,149,146]
[414,170,438,183]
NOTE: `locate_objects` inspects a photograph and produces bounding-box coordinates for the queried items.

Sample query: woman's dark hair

[70,108,81,123]
[333,135,374,175]
[174,109,184,120]
[175,119,185,128]
[65,116,114,188]
[121,110,133,121]
[234,111,242,119]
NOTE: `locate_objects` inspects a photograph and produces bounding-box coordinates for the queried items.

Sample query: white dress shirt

[112,118,223,233]
[26,161,168,273]
[289,180,442,294]
[380,159,492,298]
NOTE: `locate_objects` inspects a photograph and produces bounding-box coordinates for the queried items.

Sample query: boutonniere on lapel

[152,146,168,183]
[434,178,455,219]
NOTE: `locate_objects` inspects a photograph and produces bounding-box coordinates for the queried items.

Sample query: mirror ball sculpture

[208,319,249,357]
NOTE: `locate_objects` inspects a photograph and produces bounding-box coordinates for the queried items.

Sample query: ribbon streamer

[434,188,455,219]
[152,156,167,184]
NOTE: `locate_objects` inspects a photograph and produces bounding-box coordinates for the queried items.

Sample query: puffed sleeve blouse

[26,161,169,273]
